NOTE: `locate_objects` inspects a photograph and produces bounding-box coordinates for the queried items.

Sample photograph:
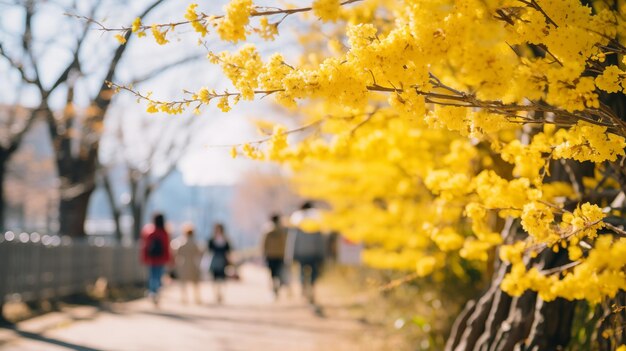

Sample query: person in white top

[285,201,326,304]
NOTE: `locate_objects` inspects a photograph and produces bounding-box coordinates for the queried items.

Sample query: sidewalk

[0,264,370,351]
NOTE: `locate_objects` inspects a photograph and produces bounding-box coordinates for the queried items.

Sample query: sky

[0,0,303,186]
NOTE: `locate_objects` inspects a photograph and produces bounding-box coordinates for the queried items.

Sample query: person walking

[286,202,326,305]
[208,223,231,304]
[175,224,202,304]
[261,214,288,299]
[140,212,171,306]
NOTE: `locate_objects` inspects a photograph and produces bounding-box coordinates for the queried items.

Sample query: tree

[102,0,626,349]
[100,112,201,240]
[0,0,206,236]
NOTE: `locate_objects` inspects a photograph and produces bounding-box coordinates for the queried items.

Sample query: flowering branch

[73,0,363,33]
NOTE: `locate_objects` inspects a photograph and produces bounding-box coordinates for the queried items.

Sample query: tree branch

[81,0,363,33]
[7,107,40,155]
[93,0,168,117]
[21,0,44,94]
[0,43,37,85]
[128,54,205,86]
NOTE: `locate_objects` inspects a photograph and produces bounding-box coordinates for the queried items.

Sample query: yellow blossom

[185,3,208,37]
[131,17,142,32]
[312,0,341,22]
[151,24,169,45]
[216,0,252,43]
[114,34,127,44]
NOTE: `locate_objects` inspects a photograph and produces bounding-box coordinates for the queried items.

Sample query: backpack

[146,234,164,258]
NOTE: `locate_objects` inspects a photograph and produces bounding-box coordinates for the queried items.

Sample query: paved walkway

[0,264,370,351]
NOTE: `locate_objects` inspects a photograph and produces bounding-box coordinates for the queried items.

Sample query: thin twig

[71,0,364,33]
[540,260,581,275]
[349,107,380,136]
[378,272,420,292]
[208,119,323,148]
[518,0,558,28]
[605,222,626,237]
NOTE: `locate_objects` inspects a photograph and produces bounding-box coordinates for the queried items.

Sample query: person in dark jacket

[141,212,171,306]
[208,223,231,304]
[262,214,288,298]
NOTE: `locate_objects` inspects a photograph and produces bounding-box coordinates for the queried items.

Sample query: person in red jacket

[141,212,171,306]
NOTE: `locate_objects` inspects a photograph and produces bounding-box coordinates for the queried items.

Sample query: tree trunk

[58,187,93,237]
[131,200,144,241]
[129,176,141,241]
[596,291,626,350]
[54,115,99,237]
[446,218,577,351]
[101,172,123,241]
[111,205,122,242]
[130,177,155,241]
[446,259,577,351]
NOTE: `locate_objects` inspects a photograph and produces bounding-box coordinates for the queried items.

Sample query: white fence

[0,232,145,307]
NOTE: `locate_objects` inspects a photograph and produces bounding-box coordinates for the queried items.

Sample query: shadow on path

[5,327,103,351]
[196,303,306,311]
[139,310,350,334]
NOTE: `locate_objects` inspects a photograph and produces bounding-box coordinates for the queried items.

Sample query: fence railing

[0,232,145,307]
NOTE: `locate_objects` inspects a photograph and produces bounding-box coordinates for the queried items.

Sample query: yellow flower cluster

[595,65,625,93]
[500,140,546,183]
[131,17,142,33]
[151,25,169,45]
[520,202,557,243]
[217,96,231,112]
[114,34,126,44]
[415,256,438,277]
[501,236,626,303]
[194,87,212,104]
[211,45,263,100]
[312,0,341,22]
[257,17,278,40]
[146,102,183,115]
[241,143,263,160]
[561,203,606,241]
[216,0,252,43]
[185,3,208,37]
[129,17,147,38]
[496,121,626,183]
[429,226,464,252]
[552,122,626,163]
[424,170,471,200]
[474,170,541,216]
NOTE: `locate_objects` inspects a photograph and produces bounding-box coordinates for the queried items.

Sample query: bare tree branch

[7,108,40,154]
[0,43,37,85]
[129,54,205,86]
[21,0,44,94]
[90,0,169,129]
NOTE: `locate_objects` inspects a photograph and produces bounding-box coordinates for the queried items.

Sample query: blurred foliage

[317,262,484,350]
